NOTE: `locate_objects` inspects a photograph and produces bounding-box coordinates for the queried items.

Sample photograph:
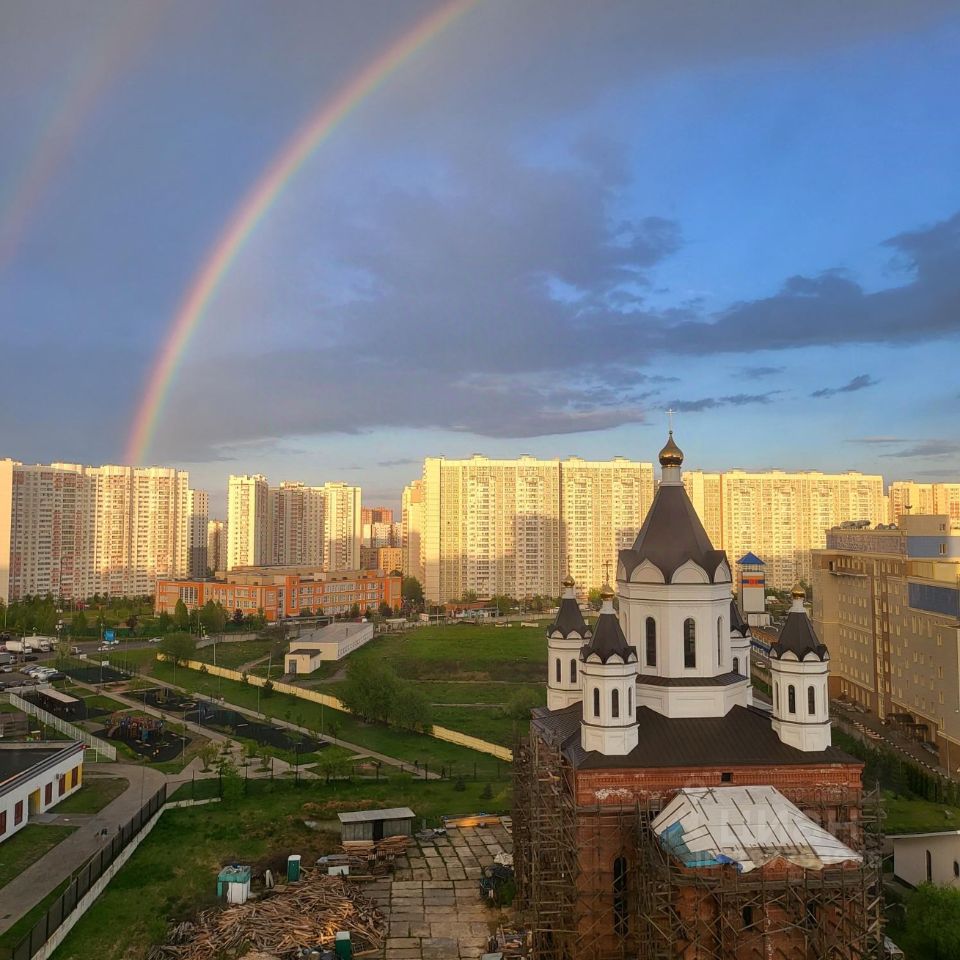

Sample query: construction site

[512,735,886,960]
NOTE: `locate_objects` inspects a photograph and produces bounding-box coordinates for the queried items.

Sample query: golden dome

[658,430,684,467]
[599,582,615,601]
[562,573,575,589]
[791,583,806,600]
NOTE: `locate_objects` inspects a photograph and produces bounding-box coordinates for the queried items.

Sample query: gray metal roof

[338,806,416,823]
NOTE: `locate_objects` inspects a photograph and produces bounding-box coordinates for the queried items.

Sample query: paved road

[0,763,167,936]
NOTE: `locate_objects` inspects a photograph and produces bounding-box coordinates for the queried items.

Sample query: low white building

[1,741,85,843]
[285,621,374,675]
[891,830,960,888]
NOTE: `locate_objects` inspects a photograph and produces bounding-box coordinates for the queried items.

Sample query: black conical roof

[620,484,727,582]
[730,598,750,637]
[581,607,636,664]
[772,610,828,661]
[550,595,591,640]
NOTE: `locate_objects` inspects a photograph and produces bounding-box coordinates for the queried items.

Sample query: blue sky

[1,1,959,514]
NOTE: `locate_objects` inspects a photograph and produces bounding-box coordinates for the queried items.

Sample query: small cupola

[580,584,639,756]
[546,573,590,710]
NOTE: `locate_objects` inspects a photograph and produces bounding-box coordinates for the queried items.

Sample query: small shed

[217,864,251,904]
[338,807,415,842]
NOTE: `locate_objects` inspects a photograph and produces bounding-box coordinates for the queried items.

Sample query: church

[513,433,883,960]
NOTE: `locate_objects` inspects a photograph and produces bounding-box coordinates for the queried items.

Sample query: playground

[140,687,322,754]
[99,712,191,763]
[65,663,129,684]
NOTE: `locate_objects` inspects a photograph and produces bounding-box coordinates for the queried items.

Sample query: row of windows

[774,683,818,716]
[592,686,633,718]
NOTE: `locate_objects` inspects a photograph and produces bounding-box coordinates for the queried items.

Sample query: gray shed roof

[338,806,416,824]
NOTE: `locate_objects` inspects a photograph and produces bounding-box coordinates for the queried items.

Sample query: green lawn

[0,878,70,951]
[51,777,128,814]
[148,660,510,778]
[54,776,510,960]
[193,639,274,670]
[431,705,524,747]
[0,825,76,889]
[883,790,960,835]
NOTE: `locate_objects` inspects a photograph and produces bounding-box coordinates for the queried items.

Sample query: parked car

[70,645,82,654]
[0,664,13,673]
[148,637,163,643]
[23,654,38,662]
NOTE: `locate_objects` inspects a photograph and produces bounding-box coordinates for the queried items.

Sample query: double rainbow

[125,0,474,465]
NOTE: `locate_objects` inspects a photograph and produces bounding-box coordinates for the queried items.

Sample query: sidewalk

[0,763,166,936]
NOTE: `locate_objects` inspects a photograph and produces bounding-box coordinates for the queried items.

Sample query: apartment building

[187,489,209,577]
[888,481,960,524]
[226,476,361,573]
[0,459,194,601]
[420,455,655,603]
[401,480,424,584]
[813,515,960,767]
[156,565,401,621]
[682,469,886,588]
[206,519,227,573]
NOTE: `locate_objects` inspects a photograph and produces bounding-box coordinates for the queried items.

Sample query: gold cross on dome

[667,407,674,432]
[603,559,612,584]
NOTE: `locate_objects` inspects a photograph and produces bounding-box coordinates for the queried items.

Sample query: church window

[683,619,696,668]
[645,617,657,667]
[555,658,561,684]
[788,685,796,714]
[612,689,620,719]
[775,683,779,710]
[717,616,723,667]
[593,687,600,718]
[733,656,740,675]
[628,686,633,715]
[570,659,577,684]
[613,856,628,936]
[808,685,816,715]
[926,849,933,882]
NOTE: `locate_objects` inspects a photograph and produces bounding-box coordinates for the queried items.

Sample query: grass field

[0,825,76,889]
[51,777,128,814]
[54,776,510,960]
[883,790,960,834]
[0,878,70,951]
[193,639,274,670]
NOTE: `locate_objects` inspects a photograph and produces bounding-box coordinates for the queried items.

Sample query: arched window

[613,856,629,936]
[612,689,620,719]
[717,616,723,667]
[788,684,796,714]
[733,656,740,675]
[953,860,959,878]
[774,683,779,710]
[570,659,577,684]
[645,617,657,667]
[628,686,633,715]
[555,658,561,683]
[683,619,696,668]
[808,685,816,715]
[926,849,933,882]
[593,687,600,718]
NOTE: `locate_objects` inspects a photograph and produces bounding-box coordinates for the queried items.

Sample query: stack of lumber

[339,835,409,873]
[147,872,384,960]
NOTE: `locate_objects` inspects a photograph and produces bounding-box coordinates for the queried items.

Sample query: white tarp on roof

[651,785,860,873]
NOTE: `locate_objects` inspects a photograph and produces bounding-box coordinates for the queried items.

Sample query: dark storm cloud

[810,374,879,398]
[879,439,960,458]
[666,392,779,413]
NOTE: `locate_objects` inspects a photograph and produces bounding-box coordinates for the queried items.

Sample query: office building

[0,459,195,601]
[421,455,654,603]
[682,469,886,588]
[813,514,960,767]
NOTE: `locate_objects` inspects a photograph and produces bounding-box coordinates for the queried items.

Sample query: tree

[173,598,190,631]
[587,587,603,611]
[393,686,433,733]
[378,601,393,618]
[200,600,226,637]
[349,602,361,619]
[198,742,218,772]
[299,607,313,618]
[490,594,514,616]
[503,688,545,729]
[338,659,400,724]
[157,611,172,632]
[461,590,478,603]
[232,608,244,624]
[902,883,960,959]
[72,609,88,636]
[402,576,424,606]
[159,631,196,665]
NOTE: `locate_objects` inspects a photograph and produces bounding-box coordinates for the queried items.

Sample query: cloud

[666,392,779,413]
[879,440,960,458]
[847,436,909,444]
[376,458,420,468]
[739,365,785,377]
[810,374,879,398]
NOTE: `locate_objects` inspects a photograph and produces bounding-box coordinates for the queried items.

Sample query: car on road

[23,654,38,662]
[148,636,163,643]
[0,664,13,673]
[70,645,82,654]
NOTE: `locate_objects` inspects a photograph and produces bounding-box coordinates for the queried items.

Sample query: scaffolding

[515,729,885,960]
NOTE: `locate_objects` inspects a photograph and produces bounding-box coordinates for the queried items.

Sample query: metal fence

[7,785,166,960]
[6,692,116,760]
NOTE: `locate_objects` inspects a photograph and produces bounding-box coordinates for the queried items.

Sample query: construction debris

[147,871,384,960]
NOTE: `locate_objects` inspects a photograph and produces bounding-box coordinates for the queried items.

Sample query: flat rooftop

[339,807,415,824]
[0,746,64,785]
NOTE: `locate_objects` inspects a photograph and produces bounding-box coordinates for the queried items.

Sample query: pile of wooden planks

[146,871,384,960]
[338,835,409,874]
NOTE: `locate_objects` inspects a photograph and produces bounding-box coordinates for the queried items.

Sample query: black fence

[7,785,167,960]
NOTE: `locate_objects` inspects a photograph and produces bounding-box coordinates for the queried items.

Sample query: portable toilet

[334,931,352,959]
[216,864,251,904]
[287,854,301,882]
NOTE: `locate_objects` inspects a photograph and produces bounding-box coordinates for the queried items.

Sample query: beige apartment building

[420,455,655,603]
[682,469,886,588]
[227,475,361,573]
[0,459,195,601]
[401,480,424,584]
[187,488,209,577]
[888,481,960,524]
[206,519,227,574]
[813,515,960,768]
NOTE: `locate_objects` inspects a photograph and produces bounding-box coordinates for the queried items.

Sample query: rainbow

[125,0,475,465]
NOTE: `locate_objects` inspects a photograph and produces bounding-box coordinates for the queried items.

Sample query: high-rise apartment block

[206,519,227,573]
[0,459,196,601]
[402,480,424,584]
[888,481,960,524]
[682,469,886,588]
[187,489,209,577]
[420,455,655,603]
[813,514,960,768]
[226,475,361,573]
